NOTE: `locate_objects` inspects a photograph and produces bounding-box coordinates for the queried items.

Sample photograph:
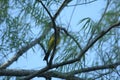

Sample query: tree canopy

[0,0,120,80]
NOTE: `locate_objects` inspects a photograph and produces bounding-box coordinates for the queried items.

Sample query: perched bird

[44,28,60,62]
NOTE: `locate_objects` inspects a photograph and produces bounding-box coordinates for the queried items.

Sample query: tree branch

[1,61,120,80]
[52,22,120,68]
[37,0,73,65]
[87,0,110,46]
[49,0,72,66]
[67,61,119,75]
[0,22,53,69]
[0,0,70,69]
[5,69,83,80]
[67,0,97,7]
[0,37,40,69]
[37,0,53,21]
[21,21,120,80]
[37,0,58,65]
[53,0,72,20]
[60,27,83,51]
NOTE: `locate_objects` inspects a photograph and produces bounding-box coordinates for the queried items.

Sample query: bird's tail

[44,50,50,61]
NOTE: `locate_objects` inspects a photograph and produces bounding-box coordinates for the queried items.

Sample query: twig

[78,22,120,62]
[93,70,113,80]
[38,42,46,54]
[67,0,97,7]
[38,0,53,21]
[87,0,110,46]
[53,0,72,20]
[60,27,83,51]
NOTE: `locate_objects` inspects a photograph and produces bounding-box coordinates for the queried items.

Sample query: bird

[44,28,61,62]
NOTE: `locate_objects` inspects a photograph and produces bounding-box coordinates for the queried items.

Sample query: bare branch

[53,0,72,20]
[37,0,53,21]
[97,0,110,26]
[1,60,120,80]
[67,0,97,7]
[38,42,46,54]
[67,61,120,75]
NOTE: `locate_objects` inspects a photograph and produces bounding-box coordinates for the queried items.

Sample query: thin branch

[66,62,118,75]
[97,0,110,26]
[38,42,46,54]
[21,66,50,80]
[87,0,110,46]
[113,68,120,77]
[93,70,113,80]
[53,0,72,20]
[60,27,83,51]
[77,22,120,62]
[67,0,97,7]
[67,4,76,30]
[37,0,53,21]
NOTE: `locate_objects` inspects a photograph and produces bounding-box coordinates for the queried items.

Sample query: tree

[0,0,120,80]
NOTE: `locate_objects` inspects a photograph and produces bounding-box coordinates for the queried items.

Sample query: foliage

[0,0,120,80]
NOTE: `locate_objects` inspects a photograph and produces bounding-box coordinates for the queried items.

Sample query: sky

[9,0,106,80]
